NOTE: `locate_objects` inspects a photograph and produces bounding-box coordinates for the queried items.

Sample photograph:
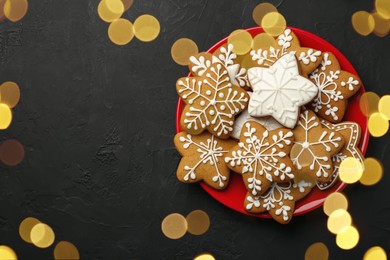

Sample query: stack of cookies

[174,29,364,224]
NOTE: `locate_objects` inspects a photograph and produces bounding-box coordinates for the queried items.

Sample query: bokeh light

[336,226,360,250]
[364,246,387,260]
[108,18,134,45]
[378,95,390,120]
[376,0,390,19]
[352,11,375,36]
[304,242,329,260]
[0,245,17,260]
[323,192,348,216]
[368,112,389,137]
[98,0,123,22]
[30,223,55,248]
[327,209,352,234]
[194,253,216,260]
[252,33,275,51]
[228,29,253,55]
[372,12,390,37]
[3,0,28,22]
[186,210,210,236]
[0,139,25,166]
[360,91,380,117]
[0,81,20,108]
[133,14,160,42]
[19,217,41,243]
[54,241,80,260]
[171,38,199,66]
[261,12,286,36]
[339,157,363,183]
[252,2,278,26]
[0,103,12,130]
[161,213,187,240]
[360,157,383,186]
[104,0,124,16]
[121,0,133,11]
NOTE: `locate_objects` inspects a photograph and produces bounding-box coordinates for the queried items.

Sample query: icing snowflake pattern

[225,122,294,196]
[291,110,344,182]
[248,53,318,128]
[177,63,249,138]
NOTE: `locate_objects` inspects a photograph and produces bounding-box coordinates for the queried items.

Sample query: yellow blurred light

[368,112,389,137]
[108,18,134,45]
[252,3,278,26]
[161,213,187,240]
[228,29,253,55]
[352,11,375,36]
[336,226,360,250]
[261,12,286,36]
[133,14,160,42]
[364,246,387,260]
[327,209,352,234]
[252,33,276,51]
[323,192,348,216]
[186,210,210,236]
[376,0,390,19]
[0,246,17,260]
[103,0,124,15]
[339,157,363,183]
[30,223,55,248]
[98,0,122,22]
[0,103,12,130]
[378,95,390,120]
[304,242,329,260]
[194,253,216,260]
[171,38,199,66]
[0,81,21,108]
[4,0,28,22]
[19,217,41,243]
[359,91,380,117]
[54,241,80,260]
[360,157,383,186]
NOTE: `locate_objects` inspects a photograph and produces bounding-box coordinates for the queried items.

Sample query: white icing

[178,63,248,136]
[247,53,318,128]
[225,122,294,196]
[298,49,322,65]
[179,133,229,187]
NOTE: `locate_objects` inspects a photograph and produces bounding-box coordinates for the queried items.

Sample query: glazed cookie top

[310,52,362,123]
[177,62,249,139]
[248,53,318,128]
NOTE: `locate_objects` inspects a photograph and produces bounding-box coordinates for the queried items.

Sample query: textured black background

[0,0,389,259]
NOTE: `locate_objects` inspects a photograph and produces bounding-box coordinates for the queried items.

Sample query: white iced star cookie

[247,53,318,129]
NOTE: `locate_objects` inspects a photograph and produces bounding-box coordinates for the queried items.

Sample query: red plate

[175,27,369,218]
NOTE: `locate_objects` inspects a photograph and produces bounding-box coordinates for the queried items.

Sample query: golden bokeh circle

[261,12,286,37]
[252,3,278,26]
[364,246,387,260]
[98,0,122,22]
[378,95,390,120]
[104,0,124,15]
[0,103,12,130]
[352,11,375,36]
[336,226,360,250]
[19,217,41,243]
[327,209,352,234]
[359,91,380,117]
[0,0,6,22]
[30,223,55,248]
[252,33,276,50]
[360,157,383,186]
[161,213,187,240]
[0,245,17,260]
[0,139,25,166]
[0,81,20,108]
[372,12,390,37]
[323,192,348,216]
[228,29,253,55]
[194,253,216,260]
[186,210,210,235]
[339,157,363,183]
[133,14,160,42]
[171,38,199,66]
[108,18,134,45]
[368,112,389,137]
[376,0,390,19]
[4,0,28,22]
[304,242,329,260]
[121,0,133,11]
[54,241,80,260]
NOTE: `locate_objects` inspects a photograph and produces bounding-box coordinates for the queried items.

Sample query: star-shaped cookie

[225,121,294,197]
[177,63,249,139]
[244,180,313,224]
[309,52,362,123]
[174,132,237,189]
[247,53,318,128]
[250,29,323,76]
[316,120,364,190]
[291,110,345,183]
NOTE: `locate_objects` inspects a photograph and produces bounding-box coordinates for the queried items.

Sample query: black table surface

[1,0,389,259]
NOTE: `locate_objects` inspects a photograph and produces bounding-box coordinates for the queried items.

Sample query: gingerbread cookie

[189,44,249,88]
[316,120,364,190]
[174,132,237,189]
[232,92,283,140]
[244,180,313,224]
[291,110,345,183]
[225,121,294,197]
[309,52,362,123]
[250,29,323,76]
[177,63,250,139]
[247,53,318,128]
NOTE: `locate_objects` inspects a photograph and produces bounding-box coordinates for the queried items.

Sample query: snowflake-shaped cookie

[189,43,249,88]
[316,120,364,190]
[250,29,323,76]
[225,121,294,196]
[174,132,237,189]
[309,52,362,123]
[248,53,318,128]
[244,180,313,224]
[177,63,249,139]
[291,110,345,183]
